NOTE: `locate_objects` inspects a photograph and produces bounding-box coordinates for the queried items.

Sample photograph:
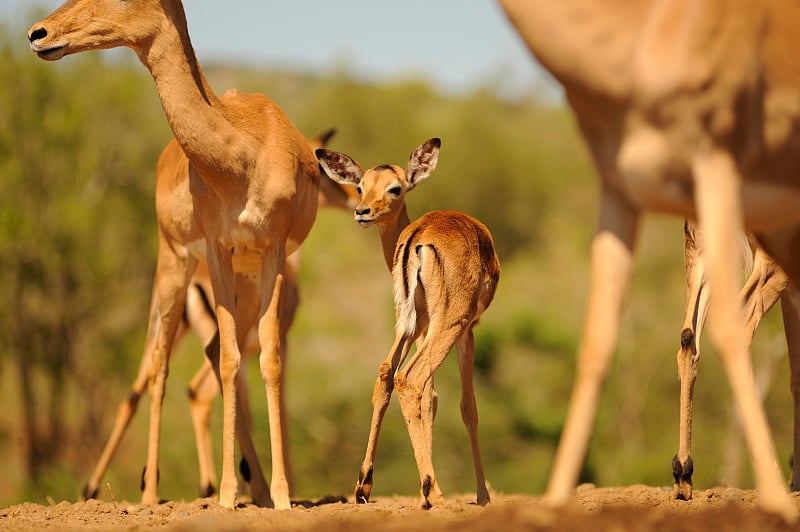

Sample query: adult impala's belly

[740,182,800,232]
[617,124,800,231]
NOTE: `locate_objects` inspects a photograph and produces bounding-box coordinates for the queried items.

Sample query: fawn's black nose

[355,206,371,216]
[29,27,48,42]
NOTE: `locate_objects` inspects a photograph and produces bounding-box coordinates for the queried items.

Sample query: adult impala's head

[28,0,180,61]
[315,138,441,228]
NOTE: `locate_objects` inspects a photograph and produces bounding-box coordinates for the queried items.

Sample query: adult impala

[317,138,500,509]
[673,221,800,500]
[500,0,800,520]
[29,0,318,509]
[81,129,356,502]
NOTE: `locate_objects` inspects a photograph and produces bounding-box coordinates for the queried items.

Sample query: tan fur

[30,0,321,509]
[500,0,800,520]
[80,131,352,502]
[317,139,500,508]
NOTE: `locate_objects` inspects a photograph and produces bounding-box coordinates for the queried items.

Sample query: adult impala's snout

[27,24,67,61]
[28,26,48,43]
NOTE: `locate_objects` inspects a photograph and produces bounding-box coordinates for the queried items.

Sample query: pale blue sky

[4,1,557,99]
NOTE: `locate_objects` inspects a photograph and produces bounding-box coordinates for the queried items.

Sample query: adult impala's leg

[674,220,708,500]
[187,358,218,497]
[184,281,222,497]
[186,276,270,504]
[83,355,151,500]
[354,332,412,503]
[782,284,800,491]
[233,357,271,506]
[396,322,463,509]
[692,148,793,520]
[455,327,490,506]
[206,245,244,509]
[278,247,302,497]
[202,328,271,507]
[202,275,271,508]
[232,276,272,506]
[141,242,197,505]
[730,246,790,487]
[257,246,292,509]
[739,244,788,337]
[545,186,639,505]
[83,286,156,499]
[675,231,787,499]
[82,283,189,500]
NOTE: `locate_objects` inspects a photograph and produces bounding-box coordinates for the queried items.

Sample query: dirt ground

[2,484,799,531]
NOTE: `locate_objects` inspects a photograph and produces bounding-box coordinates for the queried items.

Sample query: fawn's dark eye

[388,186,402,197]
[356,186,363,196]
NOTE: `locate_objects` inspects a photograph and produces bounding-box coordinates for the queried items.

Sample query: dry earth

[2,484,800,531]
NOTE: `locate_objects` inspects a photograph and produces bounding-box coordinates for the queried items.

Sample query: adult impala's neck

[135,8,246,183]
[377,204,411,271]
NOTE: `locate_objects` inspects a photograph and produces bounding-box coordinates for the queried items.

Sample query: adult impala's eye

[388,186,402,196]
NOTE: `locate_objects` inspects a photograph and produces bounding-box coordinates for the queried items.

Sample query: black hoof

[354,486,370,504]
[421,475,433,509]
[199,483,216,498]
[81,484,98,500]
[355,466,373,504]
[672,454,694,500]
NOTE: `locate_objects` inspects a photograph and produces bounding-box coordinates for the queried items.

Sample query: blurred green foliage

[0,9,794,511]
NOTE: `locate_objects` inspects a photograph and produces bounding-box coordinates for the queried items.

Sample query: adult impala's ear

[406,138,441,187]
[307,128,337,151]
[315,148,364,186]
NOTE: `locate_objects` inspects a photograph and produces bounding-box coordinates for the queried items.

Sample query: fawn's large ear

[315,148,364,186]
[406,138,441,187]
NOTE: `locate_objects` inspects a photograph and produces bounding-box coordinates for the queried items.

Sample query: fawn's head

[316,138,441,228]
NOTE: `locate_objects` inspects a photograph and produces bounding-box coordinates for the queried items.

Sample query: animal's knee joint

[378,362,393,381]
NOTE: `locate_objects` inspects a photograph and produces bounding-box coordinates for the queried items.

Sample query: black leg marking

[239,457,252,483]
[358,465,373,486]
[680,328,694,350]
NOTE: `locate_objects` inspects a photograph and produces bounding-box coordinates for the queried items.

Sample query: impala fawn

[316,138,500,508]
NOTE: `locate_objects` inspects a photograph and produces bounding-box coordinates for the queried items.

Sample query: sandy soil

[1,484,799,531]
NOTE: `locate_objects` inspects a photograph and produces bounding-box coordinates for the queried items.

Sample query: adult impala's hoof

[355,466,374,504]
[140,493,161,505]
[271,493,291,510]
[218,484,238,510]
[420,475,444,509]
[476,492,491,506]
[672,454,693,500]
[81,483,98,501]
[354,486,370,504]
[199,483,216,498]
